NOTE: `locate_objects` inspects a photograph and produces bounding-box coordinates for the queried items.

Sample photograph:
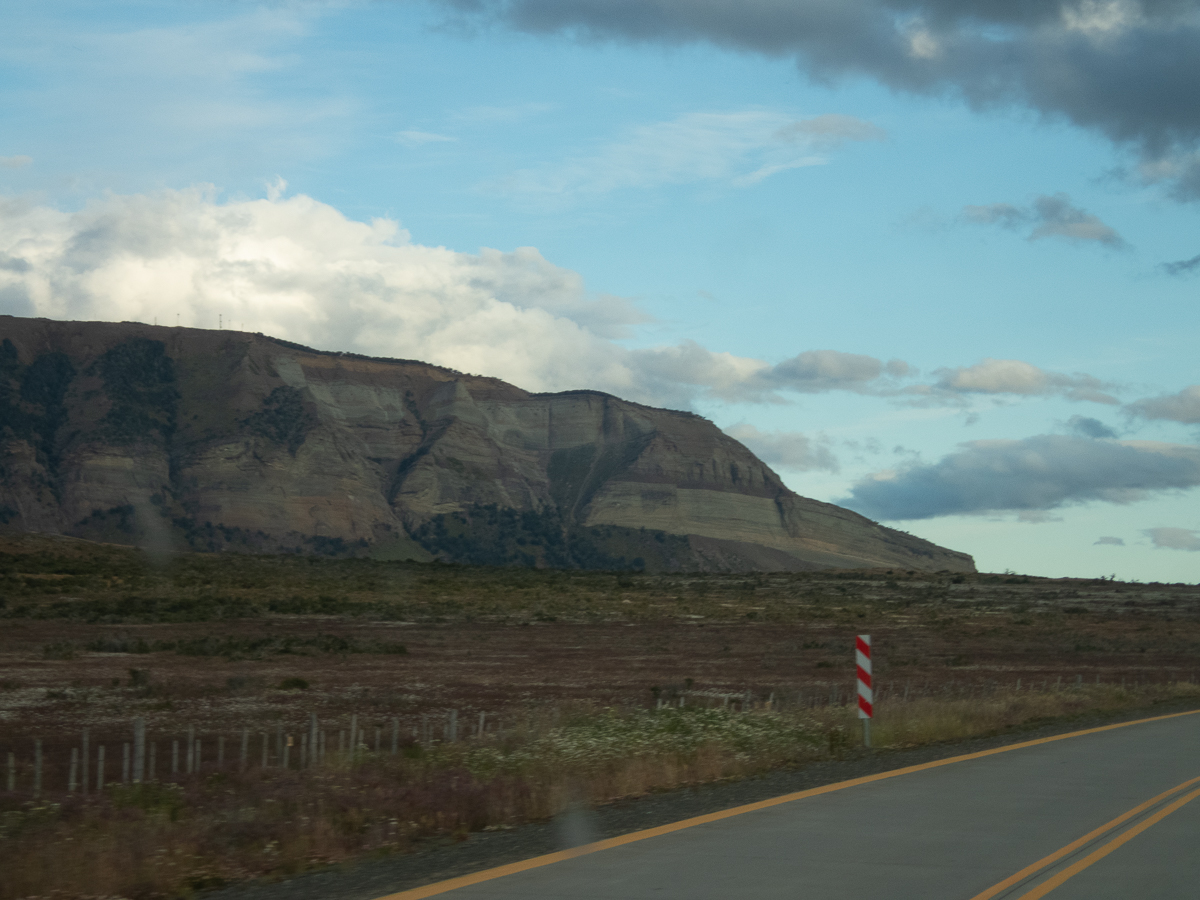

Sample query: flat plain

[2,532,1199,899]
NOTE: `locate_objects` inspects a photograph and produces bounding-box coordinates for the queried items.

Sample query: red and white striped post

[856,634,873,748]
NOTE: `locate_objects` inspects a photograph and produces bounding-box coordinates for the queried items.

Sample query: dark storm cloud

[1162,252,1200,274]
[1068,415,1119,438]
[438,0,1200,198]
[840,434,1200,520]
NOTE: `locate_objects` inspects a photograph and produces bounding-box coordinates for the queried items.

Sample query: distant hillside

[0,316,974,573]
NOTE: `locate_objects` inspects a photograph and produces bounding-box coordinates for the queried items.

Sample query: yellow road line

[967,775,1200,900]
[1011,785,1200,900]
[376,707,1200,900]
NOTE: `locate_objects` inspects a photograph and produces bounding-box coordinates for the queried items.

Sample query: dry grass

[854,680,1200,746]
[3,681,1198,900]
[3,535,1198,898]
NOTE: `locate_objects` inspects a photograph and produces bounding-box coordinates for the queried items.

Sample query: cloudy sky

[2,0,1199,581]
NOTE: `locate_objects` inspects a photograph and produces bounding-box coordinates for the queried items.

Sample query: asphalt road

[382,710,1200,900]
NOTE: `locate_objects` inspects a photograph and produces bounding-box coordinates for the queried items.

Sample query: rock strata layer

[0,316,974,572]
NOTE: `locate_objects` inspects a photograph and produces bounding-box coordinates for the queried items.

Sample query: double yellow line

[378,708,1200,900]
[970,774,1200,899]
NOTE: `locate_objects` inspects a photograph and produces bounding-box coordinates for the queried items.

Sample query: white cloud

[723,424,839,472]
[772,349,908,392]
[495,110,882,200]
[926,358,1119,404]
[3,187,1132,424]
[1030,195,1125,247]
[0,187,639,397]
[773,114,886,150]
[442,0,1200,203]
[962,203,1026,229]
[1127,385,1200,424]
[0,156,32,169]
[396,130,457,146]
[625,340,772,404]
[962,194,1126,248]
[731,157,824,187]
[1,10,353,179]
[1094,535,1125,545]
[1145,527,1200,551]
[0,187,905,409]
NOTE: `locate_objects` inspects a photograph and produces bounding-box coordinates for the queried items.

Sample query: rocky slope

[0,316,974,572]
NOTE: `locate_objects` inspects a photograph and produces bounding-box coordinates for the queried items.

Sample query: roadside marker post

[857,634,873,748]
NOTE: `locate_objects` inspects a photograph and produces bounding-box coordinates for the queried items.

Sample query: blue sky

[2,0,1199,580]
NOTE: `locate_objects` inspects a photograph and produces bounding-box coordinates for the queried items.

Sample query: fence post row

[3,677,1192,796]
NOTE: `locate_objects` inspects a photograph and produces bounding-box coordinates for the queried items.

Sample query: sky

[1,0,1199,581]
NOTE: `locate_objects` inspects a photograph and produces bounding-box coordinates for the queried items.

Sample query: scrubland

[2,533,1199,899]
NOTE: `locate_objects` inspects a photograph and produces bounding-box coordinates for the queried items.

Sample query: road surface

[381,710,1200,900]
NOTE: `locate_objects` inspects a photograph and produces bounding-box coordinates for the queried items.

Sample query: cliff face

[0,316,975,572]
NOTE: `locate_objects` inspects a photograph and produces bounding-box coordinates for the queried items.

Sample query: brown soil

[2,533,1198,763]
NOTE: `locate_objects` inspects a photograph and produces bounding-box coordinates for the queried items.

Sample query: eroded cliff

[0,316,974,572]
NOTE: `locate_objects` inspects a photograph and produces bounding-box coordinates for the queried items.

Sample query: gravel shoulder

[204,698,1200,900]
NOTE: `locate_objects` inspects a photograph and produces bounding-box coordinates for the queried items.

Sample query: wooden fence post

[96,745,105,791]
[81,728,90,794]
[133,717,146,783]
